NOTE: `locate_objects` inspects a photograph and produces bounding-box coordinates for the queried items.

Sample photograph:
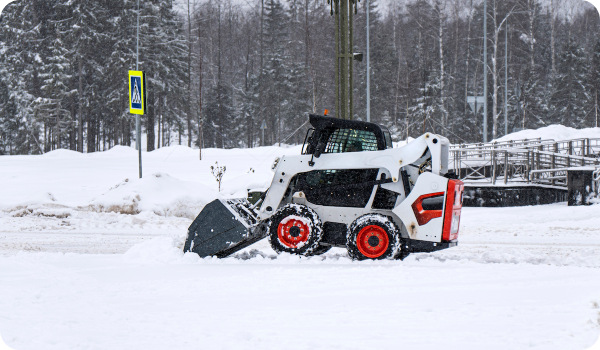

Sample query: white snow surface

[1,143,600,349]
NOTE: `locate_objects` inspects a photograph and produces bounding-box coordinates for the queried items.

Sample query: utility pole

[330,0,359,120]
[136,0,142,178]
[483,0,488,142]
[504,22,508,136]
[366,0,370,122]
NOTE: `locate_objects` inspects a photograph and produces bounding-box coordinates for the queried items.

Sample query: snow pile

[86,145,138,158]
[0,144,300,210]
[123,236,184,263]
[39,148,85,159]
[11,191,59,207]
[4,191,75,219]
[496,124,600,142]
[86,173,217,218]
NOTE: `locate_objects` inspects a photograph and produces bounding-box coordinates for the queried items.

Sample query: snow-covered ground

[1,141,599,350]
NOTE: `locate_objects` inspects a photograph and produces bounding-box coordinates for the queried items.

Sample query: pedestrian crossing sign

[129,70,146,115]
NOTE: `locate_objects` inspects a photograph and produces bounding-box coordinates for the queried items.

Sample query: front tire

[268,204,324,256]
[347,214,401,260]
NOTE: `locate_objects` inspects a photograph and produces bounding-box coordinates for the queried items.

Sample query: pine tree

[549,38,590,127]
[588,37,600,128]
[262,0,291,145]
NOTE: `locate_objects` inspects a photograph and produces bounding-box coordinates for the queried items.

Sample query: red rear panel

[442,179,464,242]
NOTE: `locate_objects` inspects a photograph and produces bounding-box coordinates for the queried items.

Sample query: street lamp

[504,10,532,135]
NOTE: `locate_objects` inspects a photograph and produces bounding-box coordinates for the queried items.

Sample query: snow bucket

[183,199,266,258]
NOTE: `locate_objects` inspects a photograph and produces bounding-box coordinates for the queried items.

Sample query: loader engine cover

[183,199,265,258]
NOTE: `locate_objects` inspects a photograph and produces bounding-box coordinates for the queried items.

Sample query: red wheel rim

[278,217,311,248]
[356,225,389,258]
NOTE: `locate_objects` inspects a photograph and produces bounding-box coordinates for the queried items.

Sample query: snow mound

[40,148,85,159]
[2,191,72,216]
[123,236,184,263]
[88,145,137,158]
[496,125,600,143]
[146,145,201,159]
[86,173,217,218]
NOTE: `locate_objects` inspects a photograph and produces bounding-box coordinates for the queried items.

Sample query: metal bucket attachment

[183,198,267,258]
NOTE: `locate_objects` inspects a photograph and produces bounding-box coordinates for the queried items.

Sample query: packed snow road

[1,204,599,350]
[1,247,599,350]
[1,143,599,349]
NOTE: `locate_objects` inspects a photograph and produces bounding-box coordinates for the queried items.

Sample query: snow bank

[3,191,74,219]
[86,173,217,218]
[496,124,600,142]
[87,145,138,158]
[40,148,85,159]
[123,236,184,263]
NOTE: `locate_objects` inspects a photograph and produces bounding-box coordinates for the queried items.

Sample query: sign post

[129,70,146,178]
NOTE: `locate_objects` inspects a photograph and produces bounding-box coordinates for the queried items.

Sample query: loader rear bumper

[408,240,457,253]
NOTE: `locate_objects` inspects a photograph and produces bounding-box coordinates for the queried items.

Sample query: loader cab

[302,115,392,157]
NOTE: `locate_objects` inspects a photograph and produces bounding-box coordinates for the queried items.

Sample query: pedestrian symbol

[132,79,141,104]
[129,70,146,115]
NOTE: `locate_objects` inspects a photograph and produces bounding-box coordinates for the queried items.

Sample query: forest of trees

[0,0,599,155]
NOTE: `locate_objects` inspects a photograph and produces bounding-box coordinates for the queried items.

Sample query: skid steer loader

[183,115,464,260]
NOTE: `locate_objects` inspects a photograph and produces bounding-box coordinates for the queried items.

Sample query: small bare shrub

[210,162,226,192]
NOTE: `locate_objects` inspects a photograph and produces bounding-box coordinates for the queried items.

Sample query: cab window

[324,129,379,154]
[383,131,393,149]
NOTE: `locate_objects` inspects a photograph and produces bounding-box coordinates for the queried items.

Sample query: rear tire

[347,214,401,260]
[268,204,324,256]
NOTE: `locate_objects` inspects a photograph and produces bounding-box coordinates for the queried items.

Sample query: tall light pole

[366,0,370,122]
[503,11,531,136]
[330,0,358,120]
[504,22,508,136]
[136,0,142,178]
[483,0,488,143]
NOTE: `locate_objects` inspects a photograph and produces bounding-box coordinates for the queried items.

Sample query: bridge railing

[450,141,600,188]
[451,138,600,159]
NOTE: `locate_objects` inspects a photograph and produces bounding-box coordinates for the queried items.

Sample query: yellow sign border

[128,70,145,115]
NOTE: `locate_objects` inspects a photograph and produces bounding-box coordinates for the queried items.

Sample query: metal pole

[349,0,353,120]
[504,22,508,136]
[483,0,488,143]
[136,0,142,178]
[366,0,370,122]
[334,0,340,119]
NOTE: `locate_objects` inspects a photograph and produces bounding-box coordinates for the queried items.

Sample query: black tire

[347,214,401,260]
[268,204,324,256]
